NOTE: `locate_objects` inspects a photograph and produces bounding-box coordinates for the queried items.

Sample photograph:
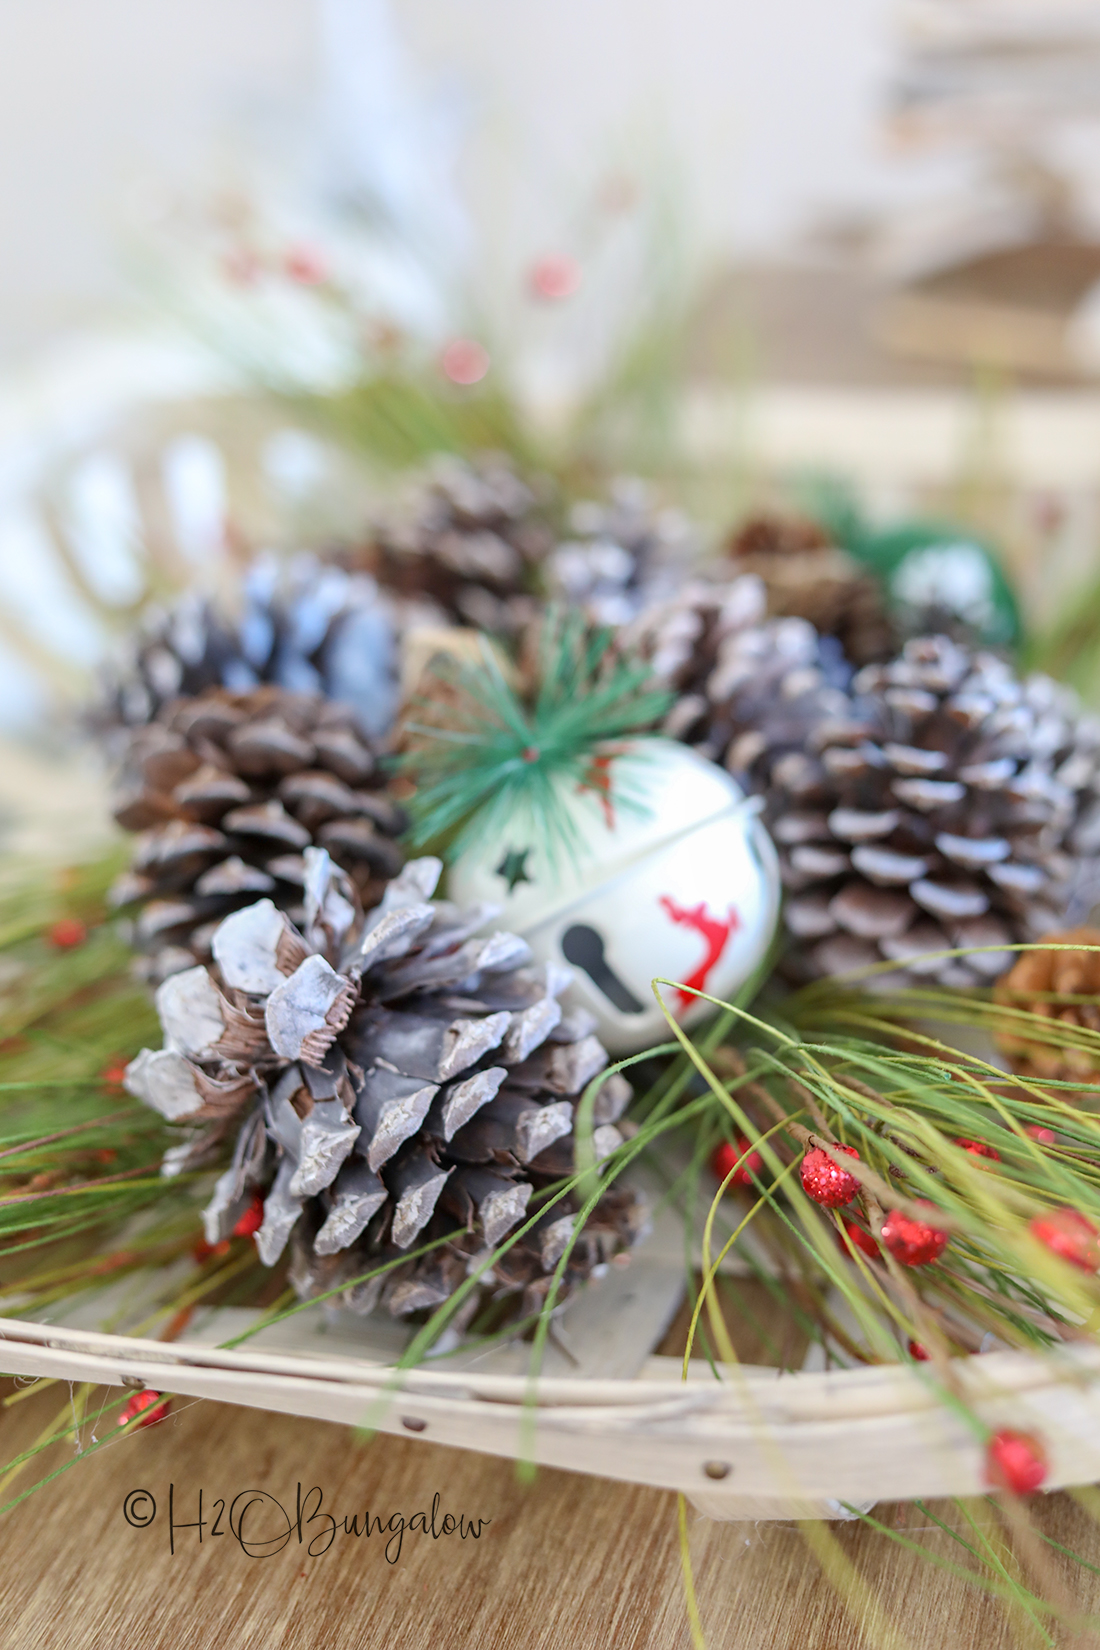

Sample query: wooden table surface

[1,1377,1099,1649]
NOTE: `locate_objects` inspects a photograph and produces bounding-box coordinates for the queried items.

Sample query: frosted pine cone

[123,852,638,1321]
[97,555,401,747]
[658,608,856,778]
[617,570,778,697]
[110,685,406,983]
[545,477,699,626]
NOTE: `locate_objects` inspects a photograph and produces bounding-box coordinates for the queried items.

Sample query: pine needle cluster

[399,612,672,862]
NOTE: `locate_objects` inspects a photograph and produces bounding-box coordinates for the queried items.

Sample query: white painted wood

[3,1312,1100,1521]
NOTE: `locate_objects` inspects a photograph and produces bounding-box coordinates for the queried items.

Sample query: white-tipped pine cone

[674,629,1100,986]
[124,852,639,1321]
[545,477,699,626]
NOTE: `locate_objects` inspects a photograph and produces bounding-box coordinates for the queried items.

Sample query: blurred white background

[4,0,1100,776]
[0,0,906,367]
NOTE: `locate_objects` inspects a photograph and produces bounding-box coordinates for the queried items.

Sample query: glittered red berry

[956,1138,999,1161]
[880,1203,949,1267]
[712,1138,762,1189]
[801,1144,861,1208]
[233,1192,265,1239]
[1025,1125,1056,1145]
[1030,1207,1100,1272]
[48,918,86,950]
[837,1218,878,1259]
[985,1429,1048,1496]
[117,1389,171,1429]
[907,1338,930,1361]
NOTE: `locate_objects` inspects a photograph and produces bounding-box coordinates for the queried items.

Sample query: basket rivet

[402,1417,427,1433]
[703,1461,731,1480]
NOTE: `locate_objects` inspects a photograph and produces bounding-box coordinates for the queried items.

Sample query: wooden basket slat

[4,1170,1099,1519]
[4,1314,1100,1520]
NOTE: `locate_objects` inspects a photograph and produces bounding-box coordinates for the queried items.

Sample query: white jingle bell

[448,738,781,1054]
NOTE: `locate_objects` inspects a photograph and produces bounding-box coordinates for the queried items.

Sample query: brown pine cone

[110,685,406,982]
[994,928,1100,1081]
[724,512,894,666]
[354,454,555,637]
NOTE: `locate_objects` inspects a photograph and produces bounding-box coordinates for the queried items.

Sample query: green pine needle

[399,611,673,864]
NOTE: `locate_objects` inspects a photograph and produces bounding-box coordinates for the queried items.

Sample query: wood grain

[1,1380,1099,1648]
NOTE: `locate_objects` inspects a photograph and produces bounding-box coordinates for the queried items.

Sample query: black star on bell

[495,847,533,893]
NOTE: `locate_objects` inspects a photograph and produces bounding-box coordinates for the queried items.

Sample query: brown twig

[0,1110,137,1164]
[0,1162,166,1205]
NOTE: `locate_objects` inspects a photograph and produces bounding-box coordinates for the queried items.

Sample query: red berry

[117,1389,171,1429]
[283,245,327,284]
[528,254,582,300]
[1030,1207,1100,1272]
[440,338,489,385]
[1026,1125,1056,1145]
[907,1338,930,1361]
[880,1203,949,1267]
[837,1218,878,1258]
[232,1192,265,1239]
[100,1057,129,1087]
[192,1238,231,1264]
[48,918,87,950]
[956,1138,999,1161]
[712,1139,762,1189]
[801,1144,861,1208]
[985,1429,1048,1496]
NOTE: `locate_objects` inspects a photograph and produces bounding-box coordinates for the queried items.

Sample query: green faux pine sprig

[399,612,673,864]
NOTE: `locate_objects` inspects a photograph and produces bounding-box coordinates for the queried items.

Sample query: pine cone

[994,928,1100,1081]
[96,556,401,747]
[669,629,1100,987]
[625,576,854,764]
[110,686,407,983]
[545,477,699,625]
[123,853,639,1322]
[357,454,555,637]
[724,512,894,665]
[617,570,777,697]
